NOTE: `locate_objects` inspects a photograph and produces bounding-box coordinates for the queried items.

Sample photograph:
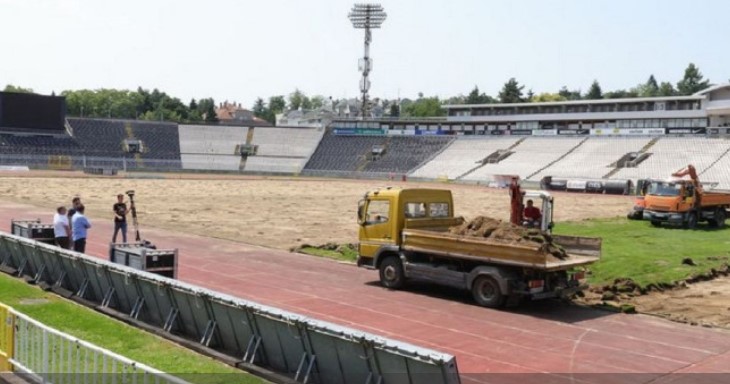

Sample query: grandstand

[129,121,180,160]
[462,137,585,182]
[304,129,452,174]
[699,148,730,189]
[2,84,730,189]
[612,137,730,182]
[531,137,653,180]
[249,127,323,158]
[244,127,324,173]
[0,134,81,156]
[410,137,521,180]
[178,124,248,171]
[68,118,128,157]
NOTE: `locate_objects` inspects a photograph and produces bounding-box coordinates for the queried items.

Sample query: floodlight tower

[348,3,386,119]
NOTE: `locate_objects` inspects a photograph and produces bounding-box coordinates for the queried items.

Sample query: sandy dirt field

[5,171,730,329]
[580,276,730,329]
[0,171,633,250]
[630,278,730,327]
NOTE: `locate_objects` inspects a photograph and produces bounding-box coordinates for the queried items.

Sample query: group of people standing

[51,194,131,254]
[52,197,90,253]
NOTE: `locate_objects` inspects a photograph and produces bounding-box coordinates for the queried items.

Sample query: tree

[3,84,34,93]
[657,82,677,97]
[310,95,325,109]
[402,96,445,117]
[463,87,495,104]
[645,75,659,96]
[558,86,581,101]
[677,63,710,95]
[268,96,286,114]
[585,80,603,99]
[530,93,566,102]
[389,102,400,117]
[288,89,312,111]
[189,98,198,111]
[603,89,639,99]
[498,78,525,103]
[204,102,218,123]
[252,98,267,118]
[635,75,659,97]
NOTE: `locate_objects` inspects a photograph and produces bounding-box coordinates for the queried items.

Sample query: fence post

[0,303,15,372]
[41,326,49,383]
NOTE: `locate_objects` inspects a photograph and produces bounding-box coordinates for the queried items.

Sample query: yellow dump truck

[356,187,601,308]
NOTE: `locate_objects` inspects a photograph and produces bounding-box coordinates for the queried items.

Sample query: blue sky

[0,0,727,106]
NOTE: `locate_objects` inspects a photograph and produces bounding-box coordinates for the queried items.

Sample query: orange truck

[642,165,730,228]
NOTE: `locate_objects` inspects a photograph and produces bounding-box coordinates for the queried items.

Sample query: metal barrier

[0,304,13,371]
[0,302,188,383]
[0,232,461,383]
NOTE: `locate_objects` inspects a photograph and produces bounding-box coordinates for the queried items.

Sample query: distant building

[276,97,389,127]
[215,101,269,125]
[277,107,336,128]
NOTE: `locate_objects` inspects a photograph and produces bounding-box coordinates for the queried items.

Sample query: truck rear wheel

[379,256,405,289]
[471,275,505,308]
[711,208,726,229]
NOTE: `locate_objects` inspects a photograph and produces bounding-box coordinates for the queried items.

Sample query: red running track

[2,200,730,382]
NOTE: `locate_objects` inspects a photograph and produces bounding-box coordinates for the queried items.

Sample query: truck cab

[357,188,458,266]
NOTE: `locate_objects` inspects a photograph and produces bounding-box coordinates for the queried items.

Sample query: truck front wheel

[379,256,405,289]
[471,275,505,308]
[684,212,698,229]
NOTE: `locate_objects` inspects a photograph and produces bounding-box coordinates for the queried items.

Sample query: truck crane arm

[671,164,698,181]
[671,164,703,192]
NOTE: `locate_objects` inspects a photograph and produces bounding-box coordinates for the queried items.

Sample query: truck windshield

[647,182,681,196]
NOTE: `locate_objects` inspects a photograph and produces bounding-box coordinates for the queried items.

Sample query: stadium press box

[109,243,178,279]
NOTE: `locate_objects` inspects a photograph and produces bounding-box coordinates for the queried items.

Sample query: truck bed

[701,191,730,207]
[401,228,601,271]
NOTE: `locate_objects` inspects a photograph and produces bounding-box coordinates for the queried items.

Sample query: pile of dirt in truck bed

[449,216,568,259]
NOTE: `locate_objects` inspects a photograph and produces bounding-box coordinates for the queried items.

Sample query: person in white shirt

[53,206,71,249]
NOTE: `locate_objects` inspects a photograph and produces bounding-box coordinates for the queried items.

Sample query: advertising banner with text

[531,129,558,136]
[590,128,666,136]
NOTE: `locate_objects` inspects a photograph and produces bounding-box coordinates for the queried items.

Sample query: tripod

[126,190,142,242]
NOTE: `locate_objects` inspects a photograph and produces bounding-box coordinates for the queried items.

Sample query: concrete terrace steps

[455,138,527,180]
[526,137,589,180]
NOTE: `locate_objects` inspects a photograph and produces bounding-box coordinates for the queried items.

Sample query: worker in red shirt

[523,199,542,228]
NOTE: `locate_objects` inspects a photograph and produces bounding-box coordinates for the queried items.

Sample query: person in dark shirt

[523,199,542,228]
[112,194,130,243]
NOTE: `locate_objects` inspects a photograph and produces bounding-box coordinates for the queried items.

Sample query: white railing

[3,304,188,384]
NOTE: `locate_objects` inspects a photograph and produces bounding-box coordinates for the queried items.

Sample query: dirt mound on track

[449,216,568,259]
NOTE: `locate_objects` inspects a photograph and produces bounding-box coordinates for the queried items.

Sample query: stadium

[1,82,730,383]
[3,1,730,383]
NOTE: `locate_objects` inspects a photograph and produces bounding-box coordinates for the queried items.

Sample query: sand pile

[449,216,568,259]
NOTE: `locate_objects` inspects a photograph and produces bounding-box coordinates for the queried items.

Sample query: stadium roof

[444,94,704,109]
[694,83,730,96]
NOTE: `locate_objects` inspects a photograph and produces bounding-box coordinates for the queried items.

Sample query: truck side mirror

[357,200,367,226]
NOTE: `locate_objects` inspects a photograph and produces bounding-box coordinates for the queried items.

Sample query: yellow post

[0,303,15,372]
